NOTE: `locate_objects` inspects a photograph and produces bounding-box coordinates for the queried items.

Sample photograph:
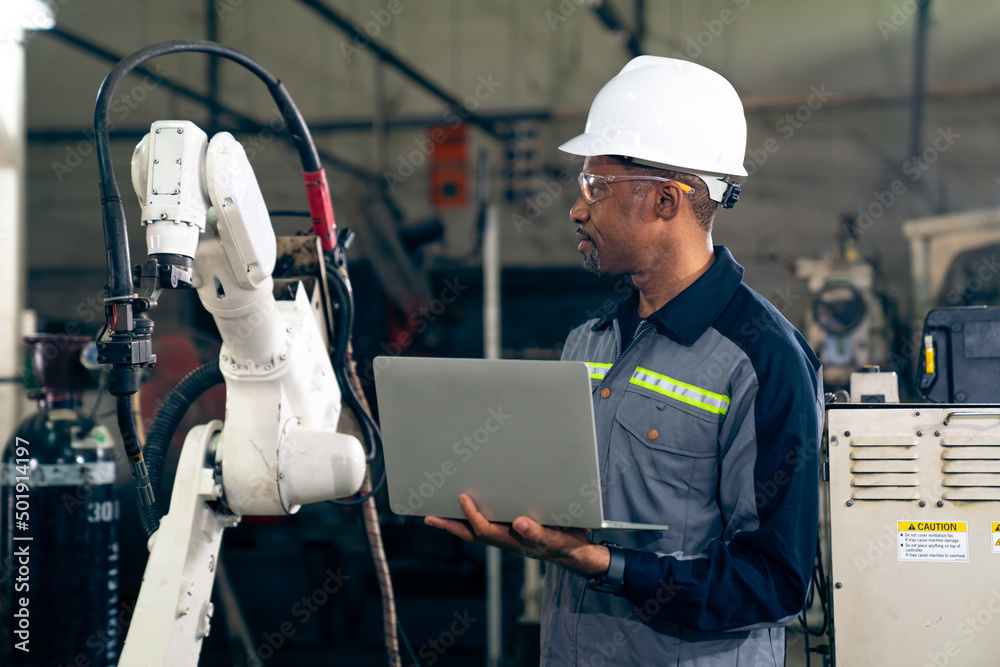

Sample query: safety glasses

[578,172,693,204]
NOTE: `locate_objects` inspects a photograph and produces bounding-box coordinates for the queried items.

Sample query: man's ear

[652,181,684,221]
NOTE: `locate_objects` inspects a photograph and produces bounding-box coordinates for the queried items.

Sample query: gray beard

[582,247,602,275]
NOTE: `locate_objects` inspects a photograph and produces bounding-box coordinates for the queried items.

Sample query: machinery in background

[796,216,890,387]
[903,207,1000,325]
[821,362,1000,665]
[1,335,119,665]
[918,306,1000,403]
[846,365,900,404]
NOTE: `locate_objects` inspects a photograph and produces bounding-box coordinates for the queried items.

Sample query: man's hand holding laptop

[425,493,611,578]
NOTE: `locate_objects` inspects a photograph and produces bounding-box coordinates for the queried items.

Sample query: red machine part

[303,168,337,251]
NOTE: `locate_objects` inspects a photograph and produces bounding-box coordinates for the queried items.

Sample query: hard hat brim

[558,132,749,178]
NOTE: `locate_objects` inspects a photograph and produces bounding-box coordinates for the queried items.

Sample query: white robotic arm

[119,120,366,664]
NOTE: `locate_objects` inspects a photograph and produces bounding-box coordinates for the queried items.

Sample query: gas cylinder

[1,335,121,665]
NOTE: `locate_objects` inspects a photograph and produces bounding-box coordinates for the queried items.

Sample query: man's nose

[570,196,590,226]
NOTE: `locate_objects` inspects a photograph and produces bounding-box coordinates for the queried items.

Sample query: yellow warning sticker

[898,520,968,562]
[897,522,967,532]
[993,522,1000,532]
[993,522,1000,554]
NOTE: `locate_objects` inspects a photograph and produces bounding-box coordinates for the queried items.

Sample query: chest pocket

[614,381,722,483]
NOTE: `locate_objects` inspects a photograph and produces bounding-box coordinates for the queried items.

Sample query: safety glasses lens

[579,173,607,202]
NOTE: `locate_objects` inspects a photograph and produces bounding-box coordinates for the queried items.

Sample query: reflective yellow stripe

[586,362,612,380]
[630,366,730,415]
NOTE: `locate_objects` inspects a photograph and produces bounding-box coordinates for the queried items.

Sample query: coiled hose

[138,360,224,538]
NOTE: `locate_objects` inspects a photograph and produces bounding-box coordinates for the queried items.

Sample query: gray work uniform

[541,246,823,666]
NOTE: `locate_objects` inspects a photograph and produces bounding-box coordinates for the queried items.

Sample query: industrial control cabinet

[827,405,1000,666]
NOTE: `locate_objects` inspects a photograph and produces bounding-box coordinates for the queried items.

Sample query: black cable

[804,618,811,667]
[799,536,829,638]
[325,262,384,459]
[139,361,225,537]
[116,395,154,507]
[798,536,832,667]
[326,467,386,507]
[811,537,831,637]
[94,40,322,301]
[268,210,312,218]
[325,262,354,371]
[324,263,389,506]
[397,620,420,667]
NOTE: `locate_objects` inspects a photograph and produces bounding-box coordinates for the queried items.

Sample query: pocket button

[647,429,659,441]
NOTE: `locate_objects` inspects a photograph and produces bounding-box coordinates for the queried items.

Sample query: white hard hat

[560,56,747,207]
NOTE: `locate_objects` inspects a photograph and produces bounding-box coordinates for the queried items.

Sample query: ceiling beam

[44,26,379,182]
[589,1,642,59]
[295,0,503,140]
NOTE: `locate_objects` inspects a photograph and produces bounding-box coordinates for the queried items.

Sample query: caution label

[992,522,1000,554]
[897,521,968,562]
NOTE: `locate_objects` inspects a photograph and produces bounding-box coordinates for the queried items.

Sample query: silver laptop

[373,356,669,532]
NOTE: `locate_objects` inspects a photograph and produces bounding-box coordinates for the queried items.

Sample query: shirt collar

[591,245,745,346]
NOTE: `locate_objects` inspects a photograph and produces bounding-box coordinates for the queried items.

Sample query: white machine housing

[826,404,1000,665]
[119,120,366,665]
[132,121,210,259]
[849,369,900,404]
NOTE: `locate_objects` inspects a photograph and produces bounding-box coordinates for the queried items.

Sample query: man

[426,56,823,666]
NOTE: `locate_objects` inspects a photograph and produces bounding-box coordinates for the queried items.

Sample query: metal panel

[827,407,1000,666]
